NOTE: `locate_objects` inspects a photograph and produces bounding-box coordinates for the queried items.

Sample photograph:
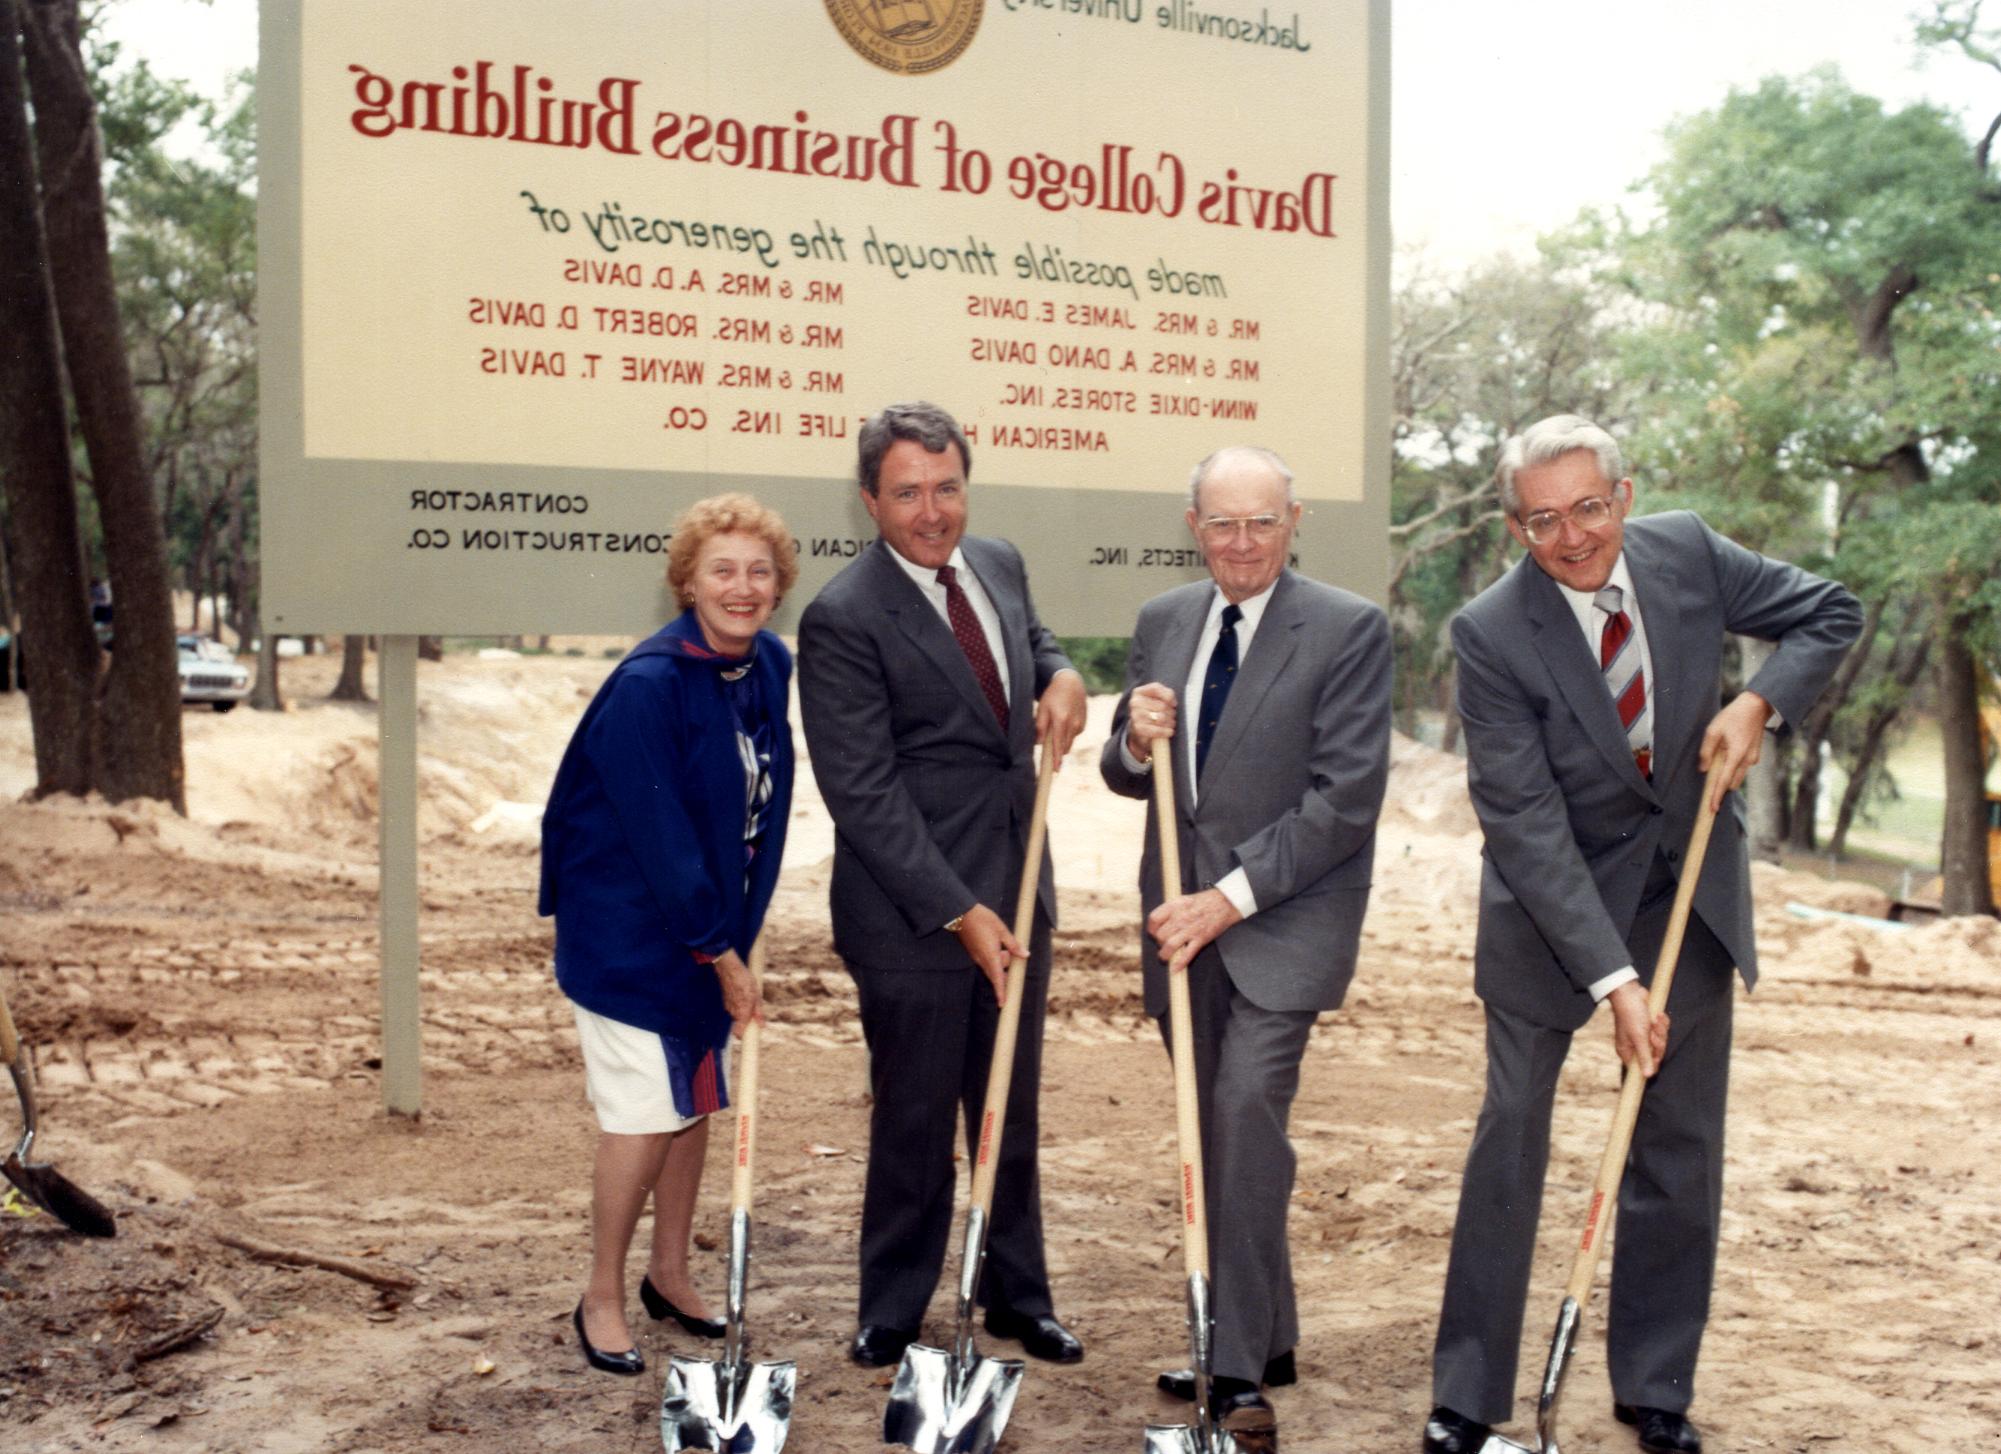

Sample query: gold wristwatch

[944,913,967,933]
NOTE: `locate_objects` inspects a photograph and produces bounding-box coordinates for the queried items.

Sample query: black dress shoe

[1614,1403,1702,1454]
[850,1323,918,1367]
[573,1301,644,1376]
[1423,1405,1492,1454]
[982,1306,1084,1363]
[1156,1349,1298,1400]
[1215,1383,1278,1453]
[639,1275,725,1339]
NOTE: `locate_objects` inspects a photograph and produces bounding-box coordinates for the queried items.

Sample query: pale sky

[104,0,1996,272]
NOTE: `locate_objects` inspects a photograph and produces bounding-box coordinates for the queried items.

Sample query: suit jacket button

[1666,848,1679,862]
[1649,804,1663,815]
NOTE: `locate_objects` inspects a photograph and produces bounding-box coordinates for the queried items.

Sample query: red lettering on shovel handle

[1580,1190,1605,1251]
[977,1108,998,1168]
[737,1113,752,1169]
[1182,1161,1197,1225]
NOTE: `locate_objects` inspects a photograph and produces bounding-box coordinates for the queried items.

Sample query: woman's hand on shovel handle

[1147,889,1243,975]
[714,950,765,1036]
[1608,981,1668,1078]
[955,904,1027,1005]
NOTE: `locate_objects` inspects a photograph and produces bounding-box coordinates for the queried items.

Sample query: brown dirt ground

[1,650,1997,1453]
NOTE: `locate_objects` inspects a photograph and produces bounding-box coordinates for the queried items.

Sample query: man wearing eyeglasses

[1101,445,1392,1446]
[1423,415,1861,1454]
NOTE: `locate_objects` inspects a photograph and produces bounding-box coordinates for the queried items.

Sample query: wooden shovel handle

[0,975,20,1065]
[728,934,767,1217]
[1152,750,1210,1281]
[966,745,1057,1219]
[1562,760,1727,1305]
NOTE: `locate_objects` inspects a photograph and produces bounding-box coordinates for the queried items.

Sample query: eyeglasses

[1198,514,1286,542]
[1518,493,1619,545]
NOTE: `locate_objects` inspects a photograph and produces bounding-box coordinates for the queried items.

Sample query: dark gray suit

[1433,511,1861,1420]
[1101,569,1392,1382]
[798,535,1071,1332]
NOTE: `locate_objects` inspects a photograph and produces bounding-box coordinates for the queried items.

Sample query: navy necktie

[1195,603,1242,778]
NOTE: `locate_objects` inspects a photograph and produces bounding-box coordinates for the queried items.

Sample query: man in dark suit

[1423,415,1862,1454]
[1101,445,1392,1445]
[798,400,1089,1369]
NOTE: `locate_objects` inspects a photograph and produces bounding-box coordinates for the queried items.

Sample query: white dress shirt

[1556,556,1651,1003]
[884,541,1010,703]
[1121,580,1280,920]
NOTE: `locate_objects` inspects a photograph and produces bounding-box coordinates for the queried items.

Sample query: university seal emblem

[822,0,983,75]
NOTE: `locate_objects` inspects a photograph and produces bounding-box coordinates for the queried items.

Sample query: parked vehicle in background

[177,634,249,712]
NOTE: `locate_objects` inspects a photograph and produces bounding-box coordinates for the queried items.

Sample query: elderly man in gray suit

[1423,415,1862,1454]
[799,401,1089,1371]
[1101,444,1392,1445]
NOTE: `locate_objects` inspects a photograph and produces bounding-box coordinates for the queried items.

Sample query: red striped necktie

[1596,585,1652,777]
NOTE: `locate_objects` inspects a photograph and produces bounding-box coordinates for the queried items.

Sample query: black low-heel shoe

[574,1301,645,1376]
[639,1275,726,1339]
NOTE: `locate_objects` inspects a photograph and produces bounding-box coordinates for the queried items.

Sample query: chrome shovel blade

[1146,1419,1277,1454]
[882,1342,1025,1454]
[1144,1423,1206,1454]
[661,1355,795,1453]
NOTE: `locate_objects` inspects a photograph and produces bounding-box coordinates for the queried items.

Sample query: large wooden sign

[260,0,1389,634]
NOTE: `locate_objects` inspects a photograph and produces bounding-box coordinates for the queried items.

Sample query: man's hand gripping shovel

[882,746,1057,1454]
[660,934,795,1452]
[1142,750,1263,1454]
[1481,762,1723,1454]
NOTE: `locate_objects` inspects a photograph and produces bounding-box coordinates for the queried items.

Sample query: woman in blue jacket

[540,493,797,1375]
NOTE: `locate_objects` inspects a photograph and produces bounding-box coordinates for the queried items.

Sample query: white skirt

[572,1003,707,1135]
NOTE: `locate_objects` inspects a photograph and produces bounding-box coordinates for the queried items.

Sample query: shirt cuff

[1588,966,1638,1003]
[1214,868,1258,920]
[1119,734,1146,774]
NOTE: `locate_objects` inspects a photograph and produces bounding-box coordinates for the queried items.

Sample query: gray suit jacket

[798,536,1071,972]
[1451,510,1863,1032]
[1100,570,1393,1016]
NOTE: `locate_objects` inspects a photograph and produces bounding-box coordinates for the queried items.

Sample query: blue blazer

[539,613,794,1112]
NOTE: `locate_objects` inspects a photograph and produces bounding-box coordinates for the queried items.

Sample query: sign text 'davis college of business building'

[260,0,1387,634]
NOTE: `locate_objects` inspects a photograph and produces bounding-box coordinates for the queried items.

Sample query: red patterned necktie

[936,564,1008,729]
[1596,585,1652,777]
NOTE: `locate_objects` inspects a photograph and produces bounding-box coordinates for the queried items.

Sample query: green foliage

[1386,251,1636,729]
[1056,636,1129,695]
[82,44,260,631]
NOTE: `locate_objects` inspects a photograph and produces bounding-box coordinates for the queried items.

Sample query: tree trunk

[1787,597,1884,850]
[249,627,284,711]
[1737,636,1788,860]
[1936,611,1997,917]
[418,635,443,662]
[330,635,370,702]
[1438,655,1461,756]
[0,0,97,794]
[1827,629,1930,861]
[22,0,184,810]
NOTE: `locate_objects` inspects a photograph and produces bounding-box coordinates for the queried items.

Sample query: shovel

[1482,762,1724,1454]
[661,933,795,1452]
[1141,748,1239,1454]
[1,974,116,1237]
[883,744,1057,1454]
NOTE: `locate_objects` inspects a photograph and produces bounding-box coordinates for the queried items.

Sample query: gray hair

[857,401,972,496]
[1187,445,1297,512]
[1493,414,1625,514]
